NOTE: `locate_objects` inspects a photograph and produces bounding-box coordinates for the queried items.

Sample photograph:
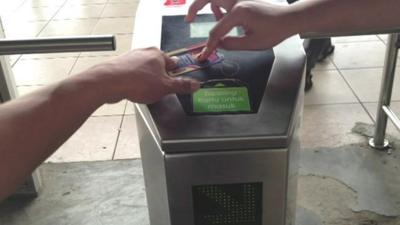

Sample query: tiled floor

[0,0,139,162]
[1,0,399,163]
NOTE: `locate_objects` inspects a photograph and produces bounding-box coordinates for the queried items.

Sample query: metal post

[369,33,400,150]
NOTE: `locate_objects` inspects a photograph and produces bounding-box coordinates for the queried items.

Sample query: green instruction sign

[193,87,251,113]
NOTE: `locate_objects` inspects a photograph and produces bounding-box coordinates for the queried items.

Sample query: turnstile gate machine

[136,15,306,225]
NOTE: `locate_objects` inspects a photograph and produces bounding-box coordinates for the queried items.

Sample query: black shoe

[305,72,313,91]
[317,44,335,62]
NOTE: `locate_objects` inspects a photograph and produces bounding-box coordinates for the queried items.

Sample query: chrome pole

[0,35,116,55]
[369,33,400,150]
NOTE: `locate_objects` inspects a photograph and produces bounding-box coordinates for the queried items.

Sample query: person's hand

[186,0,296,61]
[91,47,200,104]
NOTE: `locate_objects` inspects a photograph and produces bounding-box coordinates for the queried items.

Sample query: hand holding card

[167,43,224,77]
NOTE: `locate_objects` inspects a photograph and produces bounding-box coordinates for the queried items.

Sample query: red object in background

[164,0,186,6]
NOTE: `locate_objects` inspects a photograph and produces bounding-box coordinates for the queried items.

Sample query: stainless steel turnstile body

[133,1,305,224]
[135,37,305,225]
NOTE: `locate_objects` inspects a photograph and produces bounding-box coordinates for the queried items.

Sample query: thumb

[167,77,200,94]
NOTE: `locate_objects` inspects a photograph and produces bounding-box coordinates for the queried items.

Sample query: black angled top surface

[141,15,305,153]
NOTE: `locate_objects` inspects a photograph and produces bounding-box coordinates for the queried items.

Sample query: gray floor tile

[300,104,372,149]
[114,115,140,159]
[331,41,386,69]
[305,70,358,105]
[341,67,400,102]
[47,116,123,162]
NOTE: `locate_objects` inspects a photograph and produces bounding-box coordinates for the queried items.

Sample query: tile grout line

[331,58,376,123]
[109,0,138,160]
[66,1,111,76]
[111,101,128,160]
[10,0,70,68]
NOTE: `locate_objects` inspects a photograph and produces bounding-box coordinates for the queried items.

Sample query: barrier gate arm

[0,34,116,197]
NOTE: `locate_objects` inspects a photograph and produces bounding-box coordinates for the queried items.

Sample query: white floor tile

[341,67,400,103]
[54,3,105,20]
[114,115,140,159]
[13,58,77,85]
[93,100,127,116]
[23,0,67,7]
[305,70,358,105]
[363,101,400,139]
[313,58,336,71]
[301,104,372,149]
[47,116,123,162]
[92,17,134,35]
[332,35,379,43]
[124,102,135,115]
[331,41,386,69]
[70,55,115,75]
[16,85,44,97]
[101,2,139,18]
[2,20,47,38]
[39,18,98,37]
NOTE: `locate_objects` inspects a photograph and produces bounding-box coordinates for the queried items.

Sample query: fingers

[186,0,209,22]
[211,3,224,20]
[198,12,239,61]
[219,36,259,50]
[167,77,201,94]
[163,53,178,70]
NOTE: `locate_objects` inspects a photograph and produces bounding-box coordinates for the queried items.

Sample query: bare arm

[186,0,400,59]
[292,0,400,35]
[0,48,199,200]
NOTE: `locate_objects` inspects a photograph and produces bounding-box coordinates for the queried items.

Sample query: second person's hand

[186,0,299,61]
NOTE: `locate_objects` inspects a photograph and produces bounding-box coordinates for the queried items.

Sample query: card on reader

[167,43,224,77]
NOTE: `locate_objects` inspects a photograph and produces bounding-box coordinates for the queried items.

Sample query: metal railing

[369,33,400,151]
[304,31,400,152]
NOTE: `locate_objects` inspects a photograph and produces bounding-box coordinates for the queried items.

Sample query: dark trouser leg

[288,0,334,91]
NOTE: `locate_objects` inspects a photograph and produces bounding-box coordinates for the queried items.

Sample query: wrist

[284,3,310,36]
[82,62,127,104]
[64,66,113,110]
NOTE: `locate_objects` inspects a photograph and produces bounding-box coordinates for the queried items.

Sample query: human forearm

[0,48,199,200]
[0,67,107,199]
[288,0,400,35]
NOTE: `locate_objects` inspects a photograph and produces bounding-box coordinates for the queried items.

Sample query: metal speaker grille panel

[193,182,262,225]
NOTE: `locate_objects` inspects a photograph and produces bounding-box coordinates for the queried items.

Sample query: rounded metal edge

[368,138,390,151]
